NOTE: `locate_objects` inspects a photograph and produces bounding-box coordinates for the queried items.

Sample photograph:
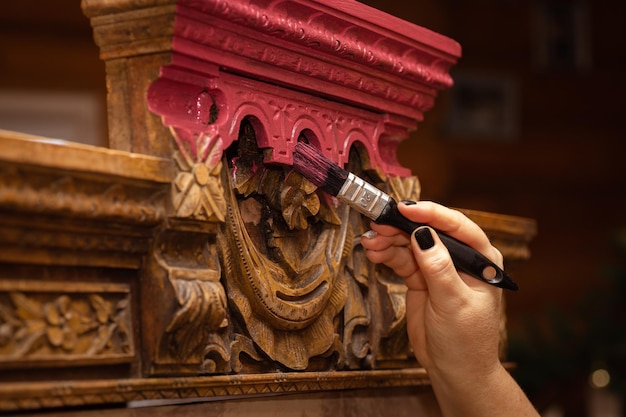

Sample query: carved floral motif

[0,287,132,364]
[171,128,227,222]
[279,172,320,230]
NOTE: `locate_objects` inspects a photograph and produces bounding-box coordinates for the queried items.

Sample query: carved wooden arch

[147,69,393,175]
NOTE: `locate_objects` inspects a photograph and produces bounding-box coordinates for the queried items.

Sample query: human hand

[360,201,504,381]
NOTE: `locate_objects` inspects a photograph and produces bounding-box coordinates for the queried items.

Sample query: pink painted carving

[147,0,460,177]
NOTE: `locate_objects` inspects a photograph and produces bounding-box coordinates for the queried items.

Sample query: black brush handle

[376,200,518,291]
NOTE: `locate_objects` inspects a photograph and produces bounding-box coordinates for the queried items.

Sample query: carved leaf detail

[89,294,112,324]
[46,326,64,347]
[202,179,227,222]
[201,333,231,374]
[280,172,320,230]
[166,279,228,363]
[387,175,421,203]
[11,293,42,321]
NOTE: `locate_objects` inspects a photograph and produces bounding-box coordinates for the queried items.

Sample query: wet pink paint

[147,0,460,177]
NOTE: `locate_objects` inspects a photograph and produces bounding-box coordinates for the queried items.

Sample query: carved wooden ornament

[145,0,460,374]
[4,1,541,412]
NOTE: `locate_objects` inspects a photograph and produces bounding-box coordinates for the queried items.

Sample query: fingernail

[401,200,417,205]
[362,230,378,239]
[413,227,434,250]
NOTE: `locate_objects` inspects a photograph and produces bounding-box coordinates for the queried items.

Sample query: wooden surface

[20,387,443,417]
[4,1,626,414]
[0,128,532,412]
[0,1,536,414]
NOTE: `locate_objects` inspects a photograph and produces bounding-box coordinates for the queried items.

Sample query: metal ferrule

[337,173,391,220]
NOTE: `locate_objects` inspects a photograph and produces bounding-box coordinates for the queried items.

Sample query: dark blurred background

[358,2,626,415]
[1,1,625,416]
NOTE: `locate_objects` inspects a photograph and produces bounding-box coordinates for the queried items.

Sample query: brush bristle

[292,142,348,196]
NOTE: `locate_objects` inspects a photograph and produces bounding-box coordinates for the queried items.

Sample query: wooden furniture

[0,0,536,414]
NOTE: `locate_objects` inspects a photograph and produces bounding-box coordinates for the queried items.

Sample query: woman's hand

[360,201,503,379]
[361,201,539,417]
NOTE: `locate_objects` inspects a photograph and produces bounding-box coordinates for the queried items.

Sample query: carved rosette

[170,128,227,222]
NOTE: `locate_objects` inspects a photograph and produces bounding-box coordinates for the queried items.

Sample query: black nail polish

[414,227,434,250]
[401,200,417,205]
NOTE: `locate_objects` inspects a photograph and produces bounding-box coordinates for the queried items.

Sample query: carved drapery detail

[145,117,426,374]
[218,128,348,370]
[215,125,429,372]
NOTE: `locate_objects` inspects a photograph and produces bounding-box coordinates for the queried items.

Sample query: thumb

[410,227,467,303]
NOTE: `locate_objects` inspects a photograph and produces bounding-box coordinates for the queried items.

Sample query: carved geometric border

[0,368,430,411]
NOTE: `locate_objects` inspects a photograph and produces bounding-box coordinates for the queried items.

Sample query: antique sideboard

[0,1,536,415]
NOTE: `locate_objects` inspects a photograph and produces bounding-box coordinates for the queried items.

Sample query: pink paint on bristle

[293,142,348,196]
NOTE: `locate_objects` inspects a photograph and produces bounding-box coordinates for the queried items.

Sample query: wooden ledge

[0,129,173,184]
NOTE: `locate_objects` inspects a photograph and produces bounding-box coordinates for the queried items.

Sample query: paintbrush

[291,142,518,291]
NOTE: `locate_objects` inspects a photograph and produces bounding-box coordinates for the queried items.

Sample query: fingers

[368,221,411,239]
[410,226,467,302]
[410,226,502,305]
[363,242,418,279]
[360,222,411,268]
[359,228,410,251]
[361,227,426,289]
[361,200,505,298]
[399,201,502,267]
